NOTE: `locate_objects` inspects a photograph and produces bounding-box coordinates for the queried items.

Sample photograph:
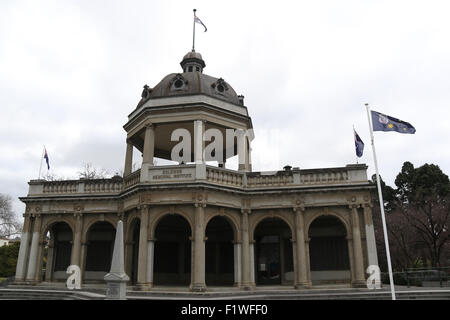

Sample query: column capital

[241,208,251,215]
[348,203,361,209]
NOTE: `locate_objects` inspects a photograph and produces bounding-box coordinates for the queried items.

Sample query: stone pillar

[146,238,155,286]
[124,140,133,177]
[194,120,205,164]
[280,237,285,283]
[249,242,255,284]
[124,241,134,280]
[26,214,42,282]
[347,237,356,282]
[142,124,155,166]
[15,213,32,281]
[80,241,88,282]
[350,205,366,287]
[70,212,83,269]
[45,238,55,281]
[305,238,312,285]
[294,208,308,288]
[246,138,252,172]
[240,209,254,289]
[363,204,379,267]
[238,135,248,172]
[233,241,242,286]
[137,205,149,288]
[191,204,206,291]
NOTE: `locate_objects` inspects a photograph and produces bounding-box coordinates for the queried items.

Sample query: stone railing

[31,177,123,196]
[206,167,244,187]
[124,169,141,189]
[27,164,369,197]
[246,172,295,187]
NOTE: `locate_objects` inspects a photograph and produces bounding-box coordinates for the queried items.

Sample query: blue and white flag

[354,129,364,158]
[44,147,50,170]
[371,110,416,134]
[194,13,207,32]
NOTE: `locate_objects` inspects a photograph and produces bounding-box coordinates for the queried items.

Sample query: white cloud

[1,0,450,218]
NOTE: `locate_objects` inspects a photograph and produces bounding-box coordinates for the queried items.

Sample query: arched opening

[254,218,294,285]
[153,214,191,286]
[84,221,116,281]
[42,222,73,282]
[308,215,350,285]
[205,216,234,286]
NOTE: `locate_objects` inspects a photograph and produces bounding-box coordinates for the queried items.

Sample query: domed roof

[137,51,243,107]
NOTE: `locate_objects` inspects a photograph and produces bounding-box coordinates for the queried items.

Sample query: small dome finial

[180,51,206,73]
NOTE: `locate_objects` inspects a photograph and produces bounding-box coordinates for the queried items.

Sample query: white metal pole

[38,145,45,180]
[192,9,196,51]
[365,103,396,300]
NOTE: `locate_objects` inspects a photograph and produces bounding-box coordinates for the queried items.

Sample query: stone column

[294,208,308,288]
[137,205,149,288]
[26,214,42,282]
[305,238,312,285]
[194,120,205,164]
[124,241,134,279]
[238,135,248,172]
[245,138,252,172]
[350,205,366,287]
[146,238,155,287]
[80,241,88,282]
[70,212,83,268]
[191,204,206,291]
[363,204,379,267]
[15,213,32,281]
[240,209,253,289]
[249,241,255,284]
[233,241,242,286]
[124,140,133,177]
[142,124,155,166]
[45,238,55,281]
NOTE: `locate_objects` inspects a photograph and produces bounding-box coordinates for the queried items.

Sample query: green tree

[0,241,20,277]
[394,162,450,267]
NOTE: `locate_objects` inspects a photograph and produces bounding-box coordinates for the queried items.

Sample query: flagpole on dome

[365,103,396,300]
[192,9,197,52]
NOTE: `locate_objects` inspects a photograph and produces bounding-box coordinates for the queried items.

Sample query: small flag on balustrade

[44,147,50,170]
[354,129,364,158]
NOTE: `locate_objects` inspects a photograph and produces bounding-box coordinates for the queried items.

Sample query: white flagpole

[192,9,196,51]
[365,103,396,300]
[38,145,45,180]
[353,125,358,164]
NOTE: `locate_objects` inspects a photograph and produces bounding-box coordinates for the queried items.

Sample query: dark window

[174,79,183,88]
[53,241,72,271]
[86,241,113,271]
[188,66,193,72]
[217,84,225,92]
[309,236,350,270]
[196,66,200,71]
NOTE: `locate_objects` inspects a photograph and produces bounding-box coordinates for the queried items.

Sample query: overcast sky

[1,0,450,219]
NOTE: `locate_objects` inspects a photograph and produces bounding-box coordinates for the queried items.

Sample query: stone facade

[16,51,377,291]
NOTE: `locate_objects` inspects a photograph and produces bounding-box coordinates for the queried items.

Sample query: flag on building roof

[44,147,50,170]
[371,110,416,134]
[194,13,207,32]
[354,129,364,158]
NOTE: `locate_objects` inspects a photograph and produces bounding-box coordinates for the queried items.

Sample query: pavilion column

[240,209,254,289]
[137,205,149,288]
[194,120,205,164]
[45,238,55,281]
[26,214,42,282]
[124,140,134,176]
[142,123,155,166]
[305,238,312,285]
[146,238,155,287]
[363,204,379,267]
[80,241,88,282]
[350,205,366,287]
[191,204,206,291]
[233,241,242,286]
[294,208,309,288]
[15,213,32,281]
[238,135,248,172]
[70,212,83,268]
[245,138,252,172]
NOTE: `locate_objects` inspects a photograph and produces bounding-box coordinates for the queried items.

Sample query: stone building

[15,50,377,291]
